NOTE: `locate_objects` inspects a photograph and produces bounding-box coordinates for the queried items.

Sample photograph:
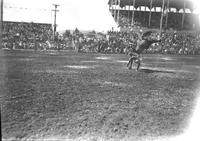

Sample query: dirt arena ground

[1,50,200,141]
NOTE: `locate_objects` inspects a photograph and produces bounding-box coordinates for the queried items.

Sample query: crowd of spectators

[153,31,200,55]
[71,29,200,55]
[1,21,200,55]
[2,21,53,50]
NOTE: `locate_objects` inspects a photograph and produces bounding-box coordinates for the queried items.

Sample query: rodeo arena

[1,0,200,141]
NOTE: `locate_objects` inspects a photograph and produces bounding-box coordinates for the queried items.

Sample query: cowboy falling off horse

[127,31,162,71]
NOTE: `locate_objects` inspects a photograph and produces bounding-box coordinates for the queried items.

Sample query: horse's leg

[136,60,141,71]
[127,57,131,67]
[128,57,134,69]
[130,59,134,69]
[127,56,133,68]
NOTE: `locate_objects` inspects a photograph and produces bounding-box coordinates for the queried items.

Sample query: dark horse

[127,31,161,70]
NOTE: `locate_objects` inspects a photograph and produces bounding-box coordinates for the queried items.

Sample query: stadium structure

[108,0,200,32]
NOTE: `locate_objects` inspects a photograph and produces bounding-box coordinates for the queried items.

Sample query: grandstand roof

[109,0,194,11]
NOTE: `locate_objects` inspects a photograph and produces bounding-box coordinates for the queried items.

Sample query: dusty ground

[0,50,200,141]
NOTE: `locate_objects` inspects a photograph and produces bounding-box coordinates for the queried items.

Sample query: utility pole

[117,0,120,25]
[0,0,3,22]
[0,0,3,50]
[52,4,59,40]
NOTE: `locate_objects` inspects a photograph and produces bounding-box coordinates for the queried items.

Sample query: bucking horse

[127,31,162,71]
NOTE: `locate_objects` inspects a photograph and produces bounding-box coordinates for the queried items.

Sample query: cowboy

[127,31,161,70]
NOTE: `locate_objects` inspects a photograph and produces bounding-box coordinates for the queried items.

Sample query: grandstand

[108,0,200,31]
[2,21,52,49]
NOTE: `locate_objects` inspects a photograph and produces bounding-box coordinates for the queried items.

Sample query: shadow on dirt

[139,68,175,74]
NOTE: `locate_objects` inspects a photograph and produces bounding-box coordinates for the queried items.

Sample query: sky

[3,0,118,32]
[3,0,200,31]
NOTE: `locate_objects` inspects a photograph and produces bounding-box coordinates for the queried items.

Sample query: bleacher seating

[2,21,53,49]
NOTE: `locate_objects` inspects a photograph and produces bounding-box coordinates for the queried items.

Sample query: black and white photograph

[0,0,200,140]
